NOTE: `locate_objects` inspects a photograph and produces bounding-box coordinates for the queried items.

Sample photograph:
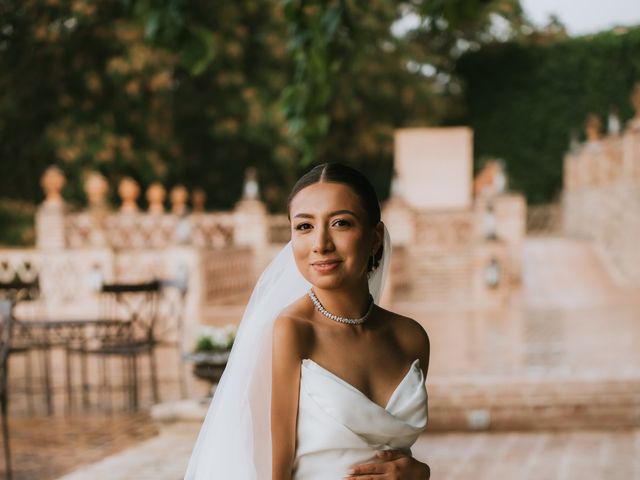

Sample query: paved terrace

[2,238,638,479]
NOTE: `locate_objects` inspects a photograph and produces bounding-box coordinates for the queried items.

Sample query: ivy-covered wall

[454,27,640,204]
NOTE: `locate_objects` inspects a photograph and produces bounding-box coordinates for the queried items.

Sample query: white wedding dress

[292,357,428,480]
[184,225,417,479]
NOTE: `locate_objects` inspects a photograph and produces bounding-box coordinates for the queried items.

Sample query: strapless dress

[292,357,428,479]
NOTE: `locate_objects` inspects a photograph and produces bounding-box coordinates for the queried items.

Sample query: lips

[311,259,341,273]
[311,260,341,265]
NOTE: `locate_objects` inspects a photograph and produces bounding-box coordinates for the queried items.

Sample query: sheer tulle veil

[184,224,392,479]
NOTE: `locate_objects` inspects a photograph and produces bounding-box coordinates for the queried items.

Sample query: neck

[311,281,372,320]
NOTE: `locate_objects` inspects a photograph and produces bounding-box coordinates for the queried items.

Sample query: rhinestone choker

[307,288,374,325]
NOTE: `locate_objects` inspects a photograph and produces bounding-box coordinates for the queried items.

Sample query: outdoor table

[12,318,132,414]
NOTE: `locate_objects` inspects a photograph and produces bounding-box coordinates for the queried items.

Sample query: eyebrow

[293,209,358,219]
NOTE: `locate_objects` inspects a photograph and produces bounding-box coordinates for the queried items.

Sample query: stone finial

[146,182,166,214]
[170,185,189,215]
[84,171,109,208]
[40,166,66,206]
[192,188,207,213]
[118,177,140,213]
[473,160,506,197]
[242,167,259,200]
[585,113,602,142]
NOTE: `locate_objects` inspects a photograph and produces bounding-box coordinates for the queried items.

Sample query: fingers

[344,451,406,478]
[344,460,389,478]
[376,449,407,461]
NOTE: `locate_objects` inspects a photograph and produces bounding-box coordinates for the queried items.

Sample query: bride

[185,163,431,479]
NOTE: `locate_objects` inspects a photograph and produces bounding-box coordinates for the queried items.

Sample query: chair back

[0,299,14,399]
[99,280,162,341]
[156,279,188,349]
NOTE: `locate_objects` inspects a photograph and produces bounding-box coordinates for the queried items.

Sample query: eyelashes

[294,219,351,231]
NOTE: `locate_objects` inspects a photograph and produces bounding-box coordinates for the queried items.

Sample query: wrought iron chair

[0,278,51,415]
[66,280,162,411]
[1,299,14,480]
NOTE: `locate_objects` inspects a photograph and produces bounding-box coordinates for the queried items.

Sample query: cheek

[291,237,310,267]
[341,230,368,253]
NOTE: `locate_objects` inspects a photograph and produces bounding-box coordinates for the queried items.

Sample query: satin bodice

[292,358,428,480]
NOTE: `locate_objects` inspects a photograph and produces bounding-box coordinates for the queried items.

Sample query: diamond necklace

[307,288,374,325]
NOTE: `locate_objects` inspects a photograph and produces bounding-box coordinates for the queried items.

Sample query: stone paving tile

[412,429,640,480]
[55,424,197,480]
[50,424,640,480]
[0,413,158,480]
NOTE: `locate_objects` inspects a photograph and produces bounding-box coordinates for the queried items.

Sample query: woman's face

[289,182,378,291]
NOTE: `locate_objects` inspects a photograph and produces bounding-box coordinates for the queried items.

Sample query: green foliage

[0,200,35,246]
[0,0,532,229]
[454,28,640,204]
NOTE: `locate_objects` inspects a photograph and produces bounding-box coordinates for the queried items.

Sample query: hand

[342,449,431,479]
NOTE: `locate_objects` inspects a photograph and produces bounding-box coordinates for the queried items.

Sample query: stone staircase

[408,236,640,431]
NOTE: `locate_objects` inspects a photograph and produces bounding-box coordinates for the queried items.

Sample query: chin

[306,272,344,290]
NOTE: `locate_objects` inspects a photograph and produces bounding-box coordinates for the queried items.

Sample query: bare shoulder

[377,306,430,376]
[272,297,315,360]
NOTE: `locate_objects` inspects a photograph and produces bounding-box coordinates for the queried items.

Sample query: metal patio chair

[1,299,14,480]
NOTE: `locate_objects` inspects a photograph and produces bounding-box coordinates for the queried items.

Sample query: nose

[312,223,334,253]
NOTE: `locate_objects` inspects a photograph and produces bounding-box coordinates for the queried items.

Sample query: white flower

[196,323,238,349]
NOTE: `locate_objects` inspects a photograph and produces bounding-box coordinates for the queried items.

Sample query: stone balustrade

[383,180,525,309]
[562,82,640,286]
[28,158,526,332]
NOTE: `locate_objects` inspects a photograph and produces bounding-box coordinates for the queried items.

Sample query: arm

[271,314,305,480]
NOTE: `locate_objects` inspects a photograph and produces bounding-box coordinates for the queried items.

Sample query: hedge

[453,27,640,204]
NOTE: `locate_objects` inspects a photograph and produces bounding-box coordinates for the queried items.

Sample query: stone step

[426,373,640,431]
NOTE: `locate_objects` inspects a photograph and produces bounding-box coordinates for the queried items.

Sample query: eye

[333,219,351,227]
[295,222,312,231]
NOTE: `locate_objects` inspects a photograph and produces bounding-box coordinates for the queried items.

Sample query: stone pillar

[36,166,66,249]
[233,199,268,249]
[147,182,166,214]
[83,171,109,247]
[118,177,140,213]
[233,168,268,249]
[170,185,191,244]
[493,193,526,283]
[192,188,207,213]
[170,185,189,216]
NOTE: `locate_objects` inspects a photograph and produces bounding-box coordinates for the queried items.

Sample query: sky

[521,0,640,36]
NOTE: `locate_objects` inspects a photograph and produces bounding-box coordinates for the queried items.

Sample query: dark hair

[287,162,383,272]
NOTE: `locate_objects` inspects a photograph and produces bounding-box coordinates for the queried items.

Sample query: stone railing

[65,211,236,250]
[562,85,640,286]
[201,247,254,304]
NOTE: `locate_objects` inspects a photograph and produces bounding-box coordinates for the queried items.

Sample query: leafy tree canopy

[0,0,530,225]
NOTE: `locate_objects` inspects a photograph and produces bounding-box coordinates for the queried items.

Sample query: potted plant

[189,324,237,388]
